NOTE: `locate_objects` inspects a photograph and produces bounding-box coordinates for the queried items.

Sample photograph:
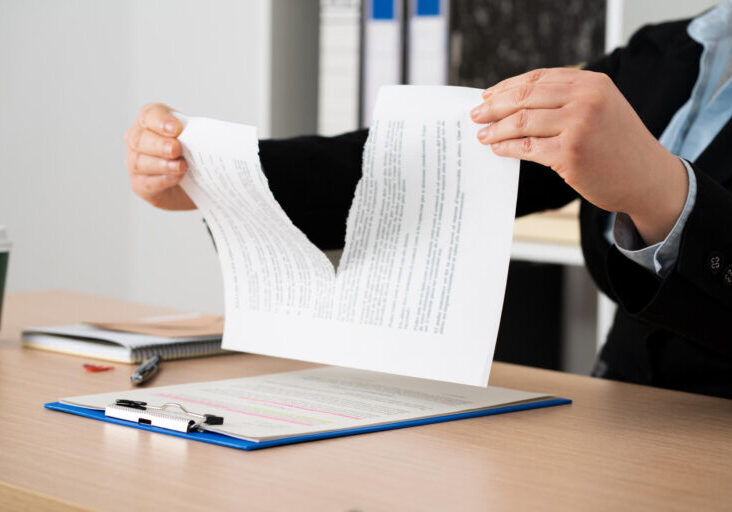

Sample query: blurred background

[0,0,719,374]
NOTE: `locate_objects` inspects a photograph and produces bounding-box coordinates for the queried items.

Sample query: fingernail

[491,142,501,151]
[478,126,491,141]
[470,105,482,120]
[167,160,180,172]
[165,174,179,182]
[164,121,177,134]
[164,142,173,156]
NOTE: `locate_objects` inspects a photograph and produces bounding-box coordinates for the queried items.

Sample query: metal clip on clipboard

[105,399,224,433]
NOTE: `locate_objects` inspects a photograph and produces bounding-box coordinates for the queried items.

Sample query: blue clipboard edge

[44,397,571,451]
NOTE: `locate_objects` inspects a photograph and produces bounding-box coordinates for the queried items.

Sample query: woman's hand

[471,67,688,245]
[124,103,196,210]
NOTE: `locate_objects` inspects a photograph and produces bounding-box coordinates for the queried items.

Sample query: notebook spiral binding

[130,340,227,363]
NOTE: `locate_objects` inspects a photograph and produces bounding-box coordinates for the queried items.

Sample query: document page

[63,367,549,442]
[179,86,519,385]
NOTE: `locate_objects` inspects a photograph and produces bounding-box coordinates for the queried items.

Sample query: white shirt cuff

[611,159,697,277]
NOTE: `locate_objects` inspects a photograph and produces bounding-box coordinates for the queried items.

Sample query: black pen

[131,354,161,386]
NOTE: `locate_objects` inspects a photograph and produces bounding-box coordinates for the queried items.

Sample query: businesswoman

[124,7,732,398]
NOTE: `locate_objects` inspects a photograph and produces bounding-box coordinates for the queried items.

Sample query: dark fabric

[583,21,732,399]
[260,129,367,251]
[257,19,731,398]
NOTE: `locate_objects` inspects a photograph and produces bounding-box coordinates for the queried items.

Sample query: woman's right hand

[124,103,196,210]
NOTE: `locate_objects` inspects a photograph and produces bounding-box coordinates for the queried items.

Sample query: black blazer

[257,19,732,398]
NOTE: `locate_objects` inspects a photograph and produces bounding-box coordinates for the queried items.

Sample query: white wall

[0,0,319,313]
[0,1,133,301]
[606,0,720,50]
[125,0,272,314]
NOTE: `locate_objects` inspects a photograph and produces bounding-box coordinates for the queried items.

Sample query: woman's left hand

[471,67,688,245]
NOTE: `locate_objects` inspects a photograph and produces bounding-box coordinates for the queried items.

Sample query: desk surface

[1,291,729,511]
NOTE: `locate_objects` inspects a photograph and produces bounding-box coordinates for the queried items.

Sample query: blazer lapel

[642,20,732,185]
[626,22,702,139]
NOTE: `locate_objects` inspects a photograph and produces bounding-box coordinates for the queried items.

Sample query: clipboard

[44,396,571,451]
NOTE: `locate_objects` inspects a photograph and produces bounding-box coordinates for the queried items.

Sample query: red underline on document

[236,396,363,420]
[154,393,315,426]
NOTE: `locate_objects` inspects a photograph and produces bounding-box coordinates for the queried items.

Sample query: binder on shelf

[361,0,404,126]
[408,0,449,85]
[317,0,362,135]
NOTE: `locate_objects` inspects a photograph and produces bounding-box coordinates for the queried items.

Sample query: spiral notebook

[22,314,227,363]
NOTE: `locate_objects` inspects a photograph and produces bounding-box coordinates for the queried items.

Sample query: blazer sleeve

[258,129,368,250]
[605,167,732,357]
[514,161,578,217]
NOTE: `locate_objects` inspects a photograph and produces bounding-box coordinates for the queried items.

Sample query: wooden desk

[1,291,729,511]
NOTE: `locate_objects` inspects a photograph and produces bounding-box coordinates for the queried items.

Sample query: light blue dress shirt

[609,1,732,278]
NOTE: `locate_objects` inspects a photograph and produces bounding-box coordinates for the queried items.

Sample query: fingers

[129,173,184,201]
[490,136,561,169]
[471,83,571,124]
[124,108,185,177]
[481,67,580,97]
[136,103,182,137]
[126,151,187,176]
[477,108,565,144]
[125,124,182,159]
[125,103,196,211]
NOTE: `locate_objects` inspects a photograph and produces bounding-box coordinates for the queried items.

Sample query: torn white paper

[179,86,519,386]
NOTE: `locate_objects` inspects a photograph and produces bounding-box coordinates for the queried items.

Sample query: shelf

[511,200,583,266]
